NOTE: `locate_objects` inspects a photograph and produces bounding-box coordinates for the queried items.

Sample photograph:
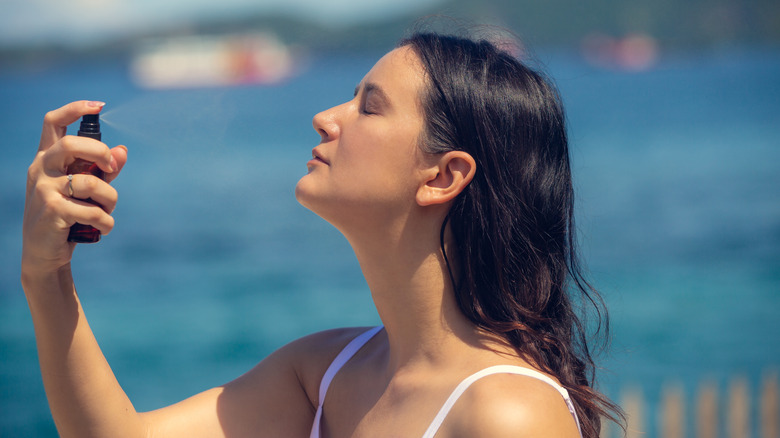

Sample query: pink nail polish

[87,101,106,108]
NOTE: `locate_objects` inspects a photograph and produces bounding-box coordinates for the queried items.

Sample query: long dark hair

[400,32,623,437]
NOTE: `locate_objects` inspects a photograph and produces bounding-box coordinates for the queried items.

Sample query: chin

[294,183,347,231]
[294,177,315,210]
[294,177,331,217]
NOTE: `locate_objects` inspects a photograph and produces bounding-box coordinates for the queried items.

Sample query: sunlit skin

[21,47,581,437]
[295,46,432,243]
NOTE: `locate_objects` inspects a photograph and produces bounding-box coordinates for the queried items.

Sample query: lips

[311,148,329,165]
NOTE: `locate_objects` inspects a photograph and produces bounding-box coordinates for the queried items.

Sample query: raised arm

[21,100,139,437]
[21,101,329,438]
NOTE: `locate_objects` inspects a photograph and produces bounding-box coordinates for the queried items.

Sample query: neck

[341,209,487,374]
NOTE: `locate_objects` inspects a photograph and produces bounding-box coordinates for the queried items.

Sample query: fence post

[661,382,685,438]
[623,385,644,438]
[762,371,778,438]
[600,415,612,438]
[696,380,718,438]
[728,376,750,438]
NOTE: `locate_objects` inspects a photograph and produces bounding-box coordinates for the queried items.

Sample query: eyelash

[354,89,377,116]
[360,99,378,115]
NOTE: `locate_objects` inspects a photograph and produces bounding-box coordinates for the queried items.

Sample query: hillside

[2,0,778,65]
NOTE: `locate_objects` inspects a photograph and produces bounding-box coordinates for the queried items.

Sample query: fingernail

[87,101,106,108]
[109,156,117,173]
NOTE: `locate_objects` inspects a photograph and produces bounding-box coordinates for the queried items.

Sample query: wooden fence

[600,370,778,438]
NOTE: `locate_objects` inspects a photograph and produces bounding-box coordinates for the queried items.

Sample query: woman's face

[295,46,429,232]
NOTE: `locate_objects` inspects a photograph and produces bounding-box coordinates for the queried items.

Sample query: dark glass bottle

[67,114,105,243]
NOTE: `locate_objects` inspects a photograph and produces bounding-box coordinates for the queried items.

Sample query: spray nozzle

[77,113,101,140]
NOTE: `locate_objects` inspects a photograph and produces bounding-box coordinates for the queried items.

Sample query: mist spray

[67,114,105,243]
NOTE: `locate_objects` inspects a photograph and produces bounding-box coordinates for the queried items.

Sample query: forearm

[22,265,147,438]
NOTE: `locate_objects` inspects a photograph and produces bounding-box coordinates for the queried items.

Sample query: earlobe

[416,151,476,206]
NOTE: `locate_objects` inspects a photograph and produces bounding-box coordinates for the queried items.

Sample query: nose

[312,103,343,142]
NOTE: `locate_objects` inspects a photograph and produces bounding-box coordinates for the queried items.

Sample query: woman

[22,32,620,437]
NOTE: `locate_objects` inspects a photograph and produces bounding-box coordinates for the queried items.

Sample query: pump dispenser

[67,114,105,243]
[77,114,101,139]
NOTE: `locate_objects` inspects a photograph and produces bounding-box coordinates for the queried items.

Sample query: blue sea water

[0,46,778,436]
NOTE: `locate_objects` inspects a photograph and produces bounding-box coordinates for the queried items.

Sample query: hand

[22,100,128,277]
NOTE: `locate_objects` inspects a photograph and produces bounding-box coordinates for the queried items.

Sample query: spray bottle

[67,113,105,243]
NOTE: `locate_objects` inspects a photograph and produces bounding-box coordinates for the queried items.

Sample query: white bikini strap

[421,365,583,438]
[310,326,383,438]
[317,325,384,406]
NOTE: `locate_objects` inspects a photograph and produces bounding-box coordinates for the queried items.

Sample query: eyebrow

[354,82,391,108]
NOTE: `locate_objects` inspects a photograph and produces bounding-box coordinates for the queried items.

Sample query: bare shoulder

[281,326,374,358]
[273,327,378,399]
[140,326,376,438]
[444,372,581,438]
[238,326,378,404]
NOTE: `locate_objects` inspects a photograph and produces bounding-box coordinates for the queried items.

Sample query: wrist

[21,262,73,295]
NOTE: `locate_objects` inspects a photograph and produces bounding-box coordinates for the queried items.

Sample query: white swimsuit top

[309,326,583,438]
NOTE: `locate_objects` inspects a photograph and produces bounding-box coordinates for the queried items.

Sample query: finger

[64,199,116,236]
[43,135,115,174]
[103,145,128,184]
[63,174,119,214]
[39,100,105,152]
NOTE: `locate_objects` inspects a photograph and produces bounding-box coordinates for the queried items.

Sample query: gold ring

[67,174,74,197]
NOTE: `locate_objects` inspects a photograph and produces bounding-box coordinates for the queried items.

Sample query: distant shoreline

[3,0,780,66]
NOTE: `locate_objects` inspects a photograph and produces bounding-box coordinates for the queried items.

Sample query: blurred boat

[580,33,659,72]
[130,32,300,89]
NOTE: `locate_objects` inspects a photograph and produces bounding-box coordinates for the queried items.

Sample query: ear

[416,151,476,207]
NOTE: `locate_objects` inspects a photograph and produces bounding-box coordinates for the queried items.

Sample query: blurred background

[1,0,778,436]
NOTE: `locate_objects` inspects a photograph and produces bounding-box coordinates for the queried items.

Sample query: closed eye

[354,86,374,115]
[361,98,377,115]
[354,81,388,116]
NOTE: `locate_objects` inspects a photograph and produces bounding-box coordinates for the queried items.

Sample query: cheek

[332,133,386,182]
[340,141,409,186]
[332,123,423,198]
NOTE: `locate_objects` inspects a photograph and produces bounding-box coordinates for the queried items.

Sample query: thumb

[39,100,105,152]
